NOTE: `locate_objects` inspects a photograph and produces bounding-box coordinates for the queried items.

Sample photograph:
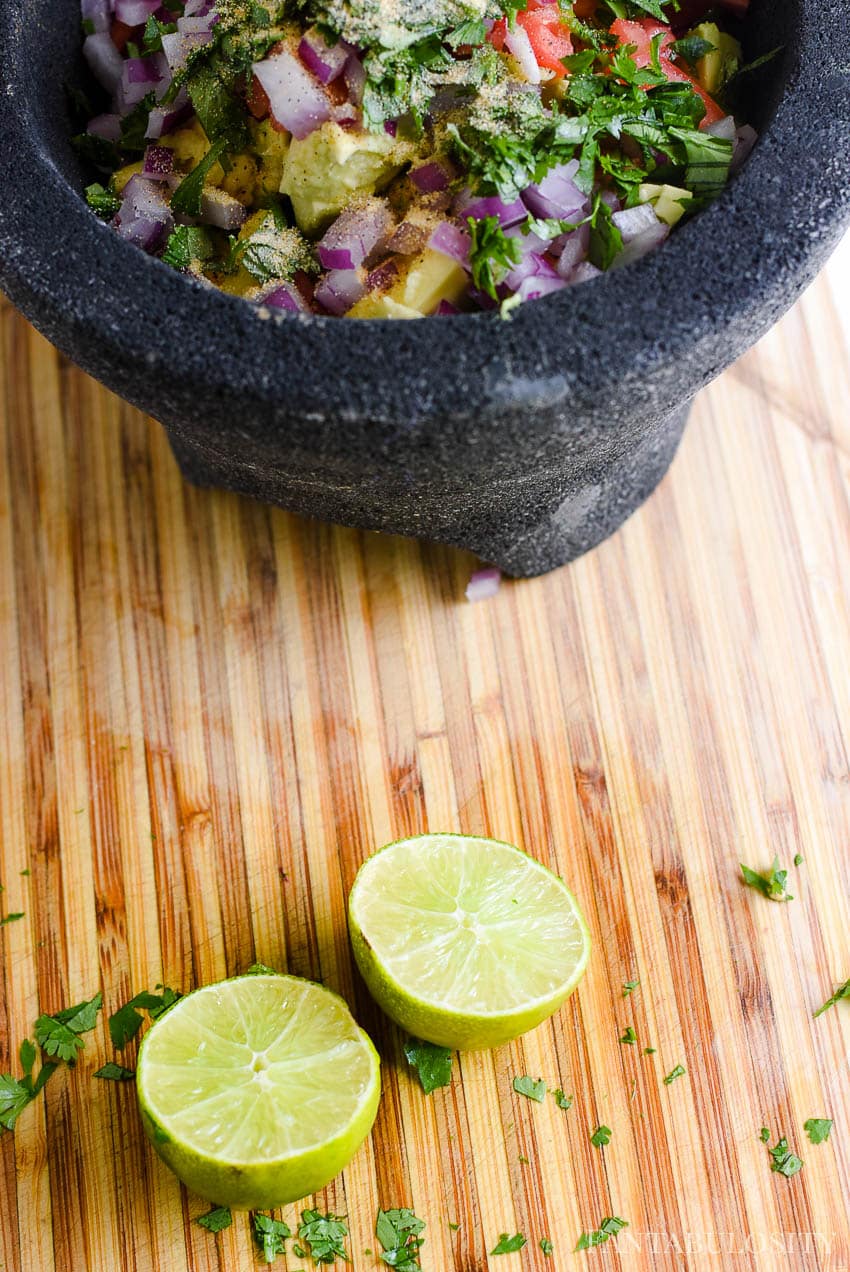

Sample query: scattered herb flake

[0,912,24,926]
[803,1119,832,1145]
[404,1038,453,1095]
[197,1206,232,1233]
[94,1063,136,1082]
[490,1233,526,1255]
[644,1046,657,1055]
[622,980,639,997]
[253,1213,291,1262]
[467,215,522,301]
[663,1064,686,1086]
[553,1089,573,1110]
[109,986,181,1048]
[793,854,804,867]
[513,1075,546,1103]
[813,978,850,1018]
[297,1210,349,1263]
[540,1236,554,1256]
[590,1124,612,1148]
[35,992,103,1063]
[575,1216,628,1252]
[759,1127,770,1142]
[740,858,793,902]
[767,1136,803,1178]
[376,1207,425,1271]
[620,1026,637,1046]
[0,1042,58,1133]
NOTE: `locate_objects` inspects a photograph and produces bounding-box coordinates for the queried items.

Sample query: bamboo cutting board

[1,239,850,1272]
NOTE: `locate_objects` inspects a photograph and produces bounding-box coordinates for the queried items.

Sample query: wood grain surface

[1,238,849,1272]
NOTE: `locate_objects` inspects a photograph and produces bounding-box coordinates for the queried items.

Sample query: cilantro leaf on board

[553,1089,573,1110]
[620,1026,637,1045]
[590,1124,612,1147]
[0,912,24,926]
[767,1136,803,1179]
[575,1216,628,1252]
[297,1210,349,1263]
[196,1206,233,1233]
[813,978,850,1018]
[540,1237,554,1255]
[803,1119,833,1145]
[513,1075,547,1103]
[94,1063,136,1081]
[404,1038,453,1095]
[109,986,182,1049]
[622,980,639,996]
[376,1207,426,1271]
[663,1064,686,1086]
[0,1040,58,1133]
[35,992,103,1063]
[253,1213,291,1262]
[490,1233,526,1254]
[740,858,793,902]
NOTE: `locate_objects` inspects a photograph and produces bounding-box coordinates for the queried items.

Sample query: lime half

[348,834,590,1050]
[136,974,380,1209]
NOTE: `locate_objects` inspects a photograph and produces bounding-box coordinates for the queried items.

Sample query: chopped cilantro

[0,911,24,926]
[162,226,216,272]
[620,1026,637,1046]
[0,1040,57,1133]
[196,1206,233,1233]
[34,993,102,1063]
[767,1136,803,1179]
[490,1233,526,1255]
[540,1237,554,1256]
[644,1046,656,1055]
[622,980,639,996]
[120,94,156,153]
[553,1089,573,1110]
[467,216,522,301]
[590,1124,612,1147]
[297,1210,349,1263]
[376,1208,425,1271]
[587,194,623,271]
[253,1213,291,1262]
[94,1063,136,1081]
[574,1216,628,1252]
[759,1127,770,1142]
[793,854,804,867]
[141,14,178,55]
[813,978,850,1018]
[108,986,181,1049]
[362,35,452,132]
[740,858,793,902]
[171,140,229,218]
[803,1119,832,1145]
[513,1075,547,1103]
[663,1064,686,1086]
[669,35,715,65]
[404,1038,453,1094]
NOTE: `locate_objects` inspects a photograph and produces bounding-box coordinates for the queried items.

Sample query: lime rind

[348,834,591,1050]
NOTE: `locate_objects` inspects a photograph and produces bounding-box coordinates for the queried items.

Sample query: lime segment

[136,974,380,1209]
[348,834,590,1049]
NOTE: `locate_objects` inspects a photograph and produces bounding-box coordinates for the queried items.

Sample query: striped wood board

[1,240,849,1272]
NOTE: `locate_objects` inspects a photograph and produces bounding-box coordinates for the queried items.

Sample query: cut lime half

[348,834,590,1049]
[136,974,380,1209]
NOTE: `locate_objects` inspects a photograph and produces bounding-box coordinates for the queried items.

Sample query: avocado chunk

[638,183,694,227]
[348,248,467,318]
[689,22,742,96]
[280,121,414,235]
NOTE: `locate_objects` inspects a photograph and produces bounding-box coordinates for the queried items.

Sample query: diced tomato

[489,0,573,78]
[610,16,726,127]
[110,20,135,53]
[246,75,271,121]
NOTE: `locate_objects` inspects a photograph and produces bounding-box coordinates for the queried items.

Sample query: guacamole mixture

[79,0,756,318]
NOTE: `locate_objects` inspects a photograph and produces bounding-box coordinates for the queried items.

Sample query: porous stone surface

[0,0,848,575]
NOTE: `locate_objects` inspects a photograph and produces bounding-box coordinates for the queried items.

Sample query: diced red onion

[600,190,621,212]
[183,0,215,16]
[344,53,366,105]
[505,250,560,291]
[298,27,350,84]
[611,206,668,268]
[81,0,112,34]
[707,114,737,143]
[161,29,213,74]
[434,299,462,315]
[331,101,360,125]
[119,217,168,252]
[318,201,394,270]
[83,32,124,93]
[199,188,247,230]
[120,55,169,108]
[366,259,399,293]
[521,161,585,220]
[465,568,501,602]
[145,87,191,139]
[455,188,527,227]
[411,161,450,193]
[252,49,331,140]
[732,123,758,172]
[387,221,427,255]
[260,282,308,312]
[87,112,121,142]
[504,24,541,84]
[554,224,590,276]
[429,221,471,267]
[570,261,602,285]
[119,174,173,226]
[516,274,568,301]
[142,145,174,178]
[315,269,366,315]
[114,0,159,25]
[612,203,660,242]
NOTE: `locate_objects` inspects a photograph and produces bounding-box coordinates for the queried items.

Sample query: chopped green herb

[196,1206,233,1233]
[663,1064,686,1086]
[0,1040,58,1133]
[490,1233,526,1255]
[740,858,793,902]
[767,1136,803,1179]
[540,1236,554,1256]
[553,1089,573,1110]
[253,1213,291,1262]
[34,992,103,1063]
[803,1119,832,1145]
[171,140,228,218]
[297,1210,349,1263]
[404,1038,453,1094]
[85,183,120,219]
[109,986,181,1049]
[620,1026,637,1046]
[669,35,715,64]
[94,1063,136,1082]
[813,978,850,1018]
[447,1221,459,1231]
[161,226,216,273]
[759,1127,770,1143]
[467,216,522,302]
[376,1208,425,1272]
[590,1124,612,1148]
[513,1075,546,1103]
[643,1046,657,1055]
[0,912,24,926]
[575,1216,628,1252]
[793,854,804,867]
[622,980,639,996]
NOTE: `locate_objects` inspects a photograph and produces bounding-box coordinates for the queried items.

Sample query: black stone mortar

[1,1,848,576]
